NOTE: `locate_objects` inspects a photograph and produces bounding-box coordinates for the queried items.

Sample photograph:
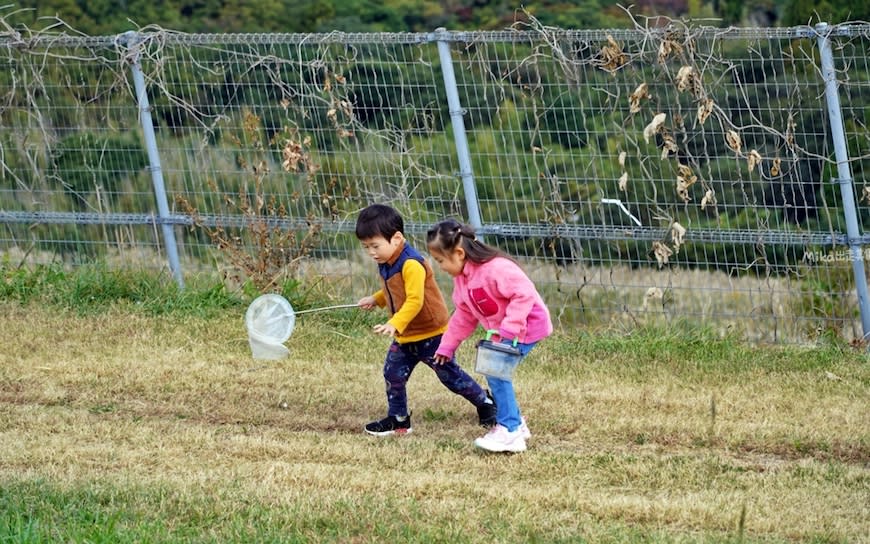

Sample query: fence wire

[0,18,868,344]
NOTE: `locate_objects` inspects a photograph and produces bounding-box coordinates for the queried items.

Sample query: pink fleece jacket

[435,257,553,359]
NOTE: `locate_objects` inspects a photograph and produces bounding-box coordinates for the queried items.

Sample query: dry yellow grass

[0,302,867,542]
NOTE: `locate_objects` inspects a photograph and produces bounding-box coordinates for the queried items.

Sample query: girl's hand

[373,323,397,337]
[357,296,377,310]
[432,354,451,365]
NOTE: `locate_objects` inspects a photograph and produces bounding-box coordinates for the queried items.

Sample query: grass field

[1,290,867,543]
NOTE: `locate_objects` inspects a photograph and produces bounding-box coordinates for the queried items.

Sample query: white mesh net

[245,294,296,360]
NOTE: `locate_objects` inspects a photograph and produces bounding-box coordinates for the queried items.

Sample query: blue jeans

[485,341,537,433]
[383,334,488,417]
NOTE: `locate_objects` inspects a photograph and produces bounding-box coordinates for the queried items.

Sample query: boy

[355,204,495,435]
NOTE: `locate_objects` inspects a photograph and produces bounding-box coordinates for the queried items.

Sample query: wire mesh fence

[0,18,868,345]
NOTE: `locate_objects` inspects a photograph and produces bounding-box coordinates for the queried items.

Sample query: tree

[781,0,869,25]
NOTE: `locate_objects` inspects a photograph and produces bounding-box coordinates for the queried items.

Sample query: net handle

[294,303,358,315]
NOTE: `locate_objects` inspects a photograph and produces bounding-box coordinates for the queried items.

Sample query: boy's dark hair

[355,204,404,240]
[426,218,510,264]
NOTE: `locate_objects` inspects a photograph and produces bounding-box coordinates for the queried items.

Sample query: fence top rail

[1,22,868,50]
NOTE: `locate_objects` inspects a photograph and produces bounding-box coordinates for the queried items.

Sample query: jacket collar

[460,259,481,280]
[386,240,406,266]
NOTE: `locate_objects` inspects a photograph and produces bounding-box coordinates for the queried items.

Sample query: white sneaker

[474,424,527,453]
[519,417,531,440]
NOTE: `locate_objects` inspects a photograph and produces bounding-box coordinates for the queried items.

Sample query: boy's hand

[357,296,377,310]
[432,354,451,365]
[372,323,397,337]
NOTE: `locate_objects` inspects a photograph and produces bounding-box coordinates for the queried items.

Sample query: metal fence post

[816,23,870,342]
[433,28,484,233]
[124,31,185,289]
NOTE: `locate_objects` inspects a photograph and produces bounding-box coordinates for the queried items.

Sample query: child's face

[428,246,465,277]
[360,233,402,264]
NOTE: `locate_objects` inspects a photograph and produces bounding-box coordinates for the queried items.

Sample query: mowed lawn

[0,302,867,543]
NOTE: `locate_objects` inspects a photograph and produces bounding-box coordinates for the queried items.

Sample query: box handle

[484,329,518,347]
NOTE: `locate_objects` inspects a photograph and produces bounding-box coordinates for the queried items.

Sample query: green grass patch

[0,263,243,316]
[536,323,865,383]
[0,477,815,544]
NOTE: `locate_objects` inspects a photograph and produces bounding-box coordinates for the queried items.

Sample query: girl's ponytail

[426,219,510,264]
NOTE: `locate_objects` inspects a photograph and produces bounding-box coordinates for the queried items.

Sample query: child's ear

[454,246,466,260]
[391,231,405,244]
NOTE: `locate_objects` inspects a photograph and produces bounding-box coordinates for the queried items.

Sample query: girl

[428,219,552,453]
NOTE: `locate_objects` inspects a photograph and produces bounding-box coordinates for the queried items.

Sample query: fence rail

[0,18,868,345]
[4,211,860,247]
